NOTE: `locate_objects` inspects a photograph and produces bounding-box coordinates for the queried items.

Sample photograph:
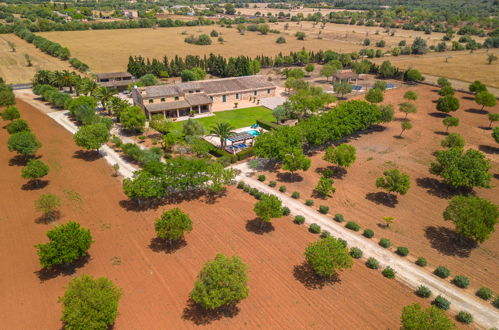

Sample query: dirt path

[233,163,499,329]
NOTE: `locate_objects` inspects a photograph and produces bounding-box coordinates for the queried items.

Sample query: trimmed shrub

[243,186,250,193]
[382,266,396,279]
[291,191,300,199]
[415,257,427,267]
[416,285,432,298]
[396,246,409,256]
[432,295,450,310]
[256,119,279,130]
[366,257,379,269]
[249,188,259,196]
[334,214,344,222]
[363,229,374,238]
[493,297,499,309]
[282,207,290,216]
[255,192,264,200]
[309,223,321,234]
[319,205,329,214]
[456,311,473,324]
[475,287,493,300]
[350,247,363,259]
[237,181,245,189]
[379,238,391,248]
[305,199,314,206]
[452,275,469,288]
[345,221,360,231]
[294,215,305,224]
[257,175,266,181]
[320,230,331,239]
[269,181,277,187]
[279,185,287,193]
[339,239,347,248]
[434,266,450,279]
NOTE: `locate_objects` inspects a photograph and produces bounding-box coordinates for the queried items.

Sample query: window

[222,95,227,102]
[174,96,179,101]
[236,93,239,99]
[160,98,165,102]
[196,89,201,93]
[267,89,271,94]
[148,99,153,104]
[210,96,213,101]
[253,91,257,96]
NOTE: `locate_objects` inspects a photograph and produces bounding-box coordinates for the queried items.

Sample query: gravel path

[233,161,499,329]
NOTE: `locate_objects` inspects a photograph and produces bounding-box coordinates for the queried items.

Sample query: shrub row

[68,57,90,73]
[15,27,71,60]
[256,119,280,130]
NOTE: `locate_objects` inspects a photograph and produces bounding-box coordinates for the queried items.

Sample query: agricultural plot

[0,99,431,329]
[258,84,499,294]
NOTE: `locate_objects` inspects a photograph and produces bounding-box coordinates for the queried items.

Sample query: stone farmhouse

[132,75,276,119]
[96,72,137,91]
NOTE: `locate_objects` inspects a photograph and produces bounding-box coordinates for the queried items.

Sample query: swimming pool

[247,129,260,136]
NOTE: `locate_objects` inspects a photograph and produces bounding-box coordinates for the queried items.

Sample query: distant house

[96,72,137,91]
[55,11,72,21]
[132,75,276,120]
[122,10,138,19]
[333,70,359,84]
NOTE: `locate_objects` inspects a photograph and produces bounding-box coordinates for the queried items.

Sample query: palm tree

[97,87,117,114]
[60,70,77,93]
[109,96,129,121]
[49,71,65,90]
[210,122,235,150]
[32,70,52,85]
[80,78,99,97]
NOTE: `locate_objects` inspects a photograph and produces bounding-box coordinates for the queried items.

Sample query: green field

[171,106,275,132]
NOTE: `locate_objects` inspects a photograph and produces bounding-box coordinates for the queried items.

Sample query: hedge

[257,119,280,130]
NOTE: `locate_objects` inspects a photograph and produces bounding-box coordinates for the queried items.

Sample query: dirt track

[0,99,436,329]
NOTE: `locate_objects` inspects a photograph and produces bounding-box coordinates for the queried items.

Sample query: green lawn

[170,106,275,132]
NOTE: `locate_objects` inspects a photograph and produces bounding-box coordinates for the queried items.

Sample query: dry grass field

[0,35,73,83]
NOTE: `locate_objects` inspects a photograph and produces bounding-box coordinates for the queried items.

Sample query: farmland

[258,84,499,294]
[0,98,433,329]
[0,34,73,84]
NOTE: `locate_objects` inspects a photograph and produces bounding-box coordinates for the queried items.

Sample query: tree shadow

[35,210,61,224]
[292,262,340,290]
[393,135,404,139]
[276,172,303,183]
[416,177,471,199]
[8,155,31,166]
[424,226,477,257]
[462,96,474,101]
[464,108,488,115]
[245,218,275,234]
[434,131,449,136]
[315,166,346,179]
[73,150,101,162]
[149,237,187,254]
[365,192,398,208]
[21,180,49,190]
[182,299,240,326]
[429,112,449,118]
[478,126,492,131]
[34,254,91,282]
[478,145,499,155]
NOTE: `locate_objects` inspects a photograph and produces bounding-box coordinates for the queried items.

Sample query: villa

[96,72,137,91]
[131,75,276,120]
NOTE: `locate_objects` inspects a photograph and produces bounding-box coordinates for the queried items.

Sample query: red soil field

[0,99,431,329]
[260,84,499,295]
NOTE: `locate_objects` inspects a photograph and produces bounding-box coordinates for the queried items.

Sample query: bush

[345,221,360,231]
[6,119,29,134]
[282,207,290,216]
[416,285,432,298]
[476,287,493,300]
[379,238,391,248]
[350,247,363,259]
[237,181,246,189]
[279,185,287,193]
[257,175,266,181]
[415,257,428,267]
[249,188,258,196]
[319,205,329,214]
[494,297,499,309]
[305,199,314,206]
[294,215,305,224]
[309,223,321,234]
[432,295,451,310]
[269,181,277,187]
[382,266,396,279]
[291,191,300,199]
[320,230,331,239]
[334,214,344,222]
[456,311,473,324]
[366,257,379,269]
[256,119,279,130]
[396,247,409,256]
[339,239,347,248]
[452,275,469,288]
[363,229,374,238]
[434,266,450,279]
[243,186,250,193]
[255,192,264,200]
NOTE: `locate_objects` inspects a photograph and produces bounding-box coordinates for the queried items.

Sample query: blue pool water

[247,129,260,136]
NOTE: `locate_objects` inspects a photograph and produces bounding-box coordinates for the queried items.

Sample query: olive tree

[469,80,487,94]
[436,95,460,113]
[403,90,418,102]
[441,133,465,148]
[1,106,20,121]
[22,159,49,187]
[73,123,110,151]
[305,237,353,278]
[399,102,417,119]
[442,117,459,132]
[190,254,249,309]
[376,169,411,195]
[35,193,61,222]
[282,148,311,175]
[399,120,413,137]
[323,144,356,169]
[59,275,122,330]
[8,131,41,158]
[6,118,29,134]
[254,194,282,228]
[430,148,491,189]
[365,88,384,104]
[488,113,499,128]
[154,208,193,245]
[443,196,498,243]
[120,106,146,132]
[475,91,497,111]
[401,303,455,330]
[315,177,335,198]
[35,221,93,269]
